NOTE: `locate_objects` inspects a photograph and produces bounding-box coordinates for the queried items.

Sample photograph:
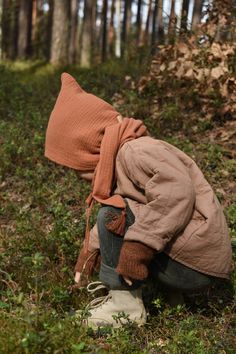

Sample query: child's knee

[97,206,120,227]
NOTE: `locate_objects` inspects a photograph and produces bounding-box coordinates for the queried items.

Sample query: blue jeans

[97,204,214,291]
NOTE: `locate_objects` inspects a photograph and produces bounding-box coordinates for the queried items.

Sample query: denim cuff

[99,262,141,290]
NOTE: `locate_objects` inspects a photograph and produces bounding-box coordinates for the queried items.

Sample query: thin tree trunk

[80,0,95,68]
[101,0,108,62]
[180,0,190,31]
[0,0,3,59]
[45,0,53,60]
[17,0,32,59]
[136,0,142,46]
[69,0,79,64]
[191,0,203,30]
[108,0,115,57]
[157,0,164,44]
[151,0,158,52]
[50,0,70,65]
[122,0,132,56]
[115,0,121,57]
[168,0,176,40]
[31,0,44,59]
[143,0,152,46]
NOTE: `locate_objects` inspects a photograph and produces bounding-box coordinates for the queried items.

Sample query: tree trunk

[108,0,115,56]
[50,0,70,65]
[136,0,142,46]
[80,0,95,68]
[0,0,3,59]
[180,0,190,31]
[6,0,18,59]
[17,0,32,59]
[191,0,203,30]
[168,0,176,40]
[69,0,79,64]
[122,0,132,56]
[44,0,53,60]
[115,0,121,57]
[101,0,108,62]
[157,0,164,44]
[30,0,44,59]
[143,0,152,46]
[151,0,158,52]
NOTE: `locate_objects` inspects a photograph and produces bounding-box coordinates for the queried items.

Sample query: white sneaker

[82,281,147,328]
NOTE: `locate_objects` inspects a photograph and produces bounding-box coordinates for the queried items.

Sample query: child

[45,73,232,328]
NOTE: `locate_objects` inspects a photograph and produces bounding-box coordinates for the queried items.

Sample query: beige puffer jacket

[88,137,232,279]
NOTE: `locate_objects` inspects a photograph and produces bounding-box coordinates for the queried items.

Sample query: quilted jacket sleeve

[121,141,196,251]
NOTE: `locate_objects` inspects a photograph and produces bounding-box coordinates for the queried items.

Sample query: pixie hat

[45,73,120,171]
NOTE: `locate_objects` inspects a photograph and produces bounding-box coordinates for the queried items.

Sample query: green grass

[0,60,235,353]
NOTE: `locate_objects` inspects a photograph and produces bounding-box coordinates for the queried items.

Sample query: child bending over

[45,73,232,328]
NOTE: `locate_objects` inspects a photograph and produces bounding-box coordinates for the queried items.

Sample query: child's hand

[123,276,133,286]
[74,272,81,283]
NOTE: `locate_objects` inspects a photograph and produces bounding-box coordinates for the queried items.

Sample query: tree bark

[69,0,79,64]
[157,0,164,44]
[180,0,190,31]
[45,0,53,60]
[122,0,132,55]
[108,0,115,56]
[168,0,176,40]
[80,0,95,68]
[50,0,70,65]
[17,0,32,59]
[144,0,152,46]
[191,0,203,30]
[0,0,3,59]
[151,0,158,52]
[136,0,142,46]
[115,0,121,57]
[101,0,108,62]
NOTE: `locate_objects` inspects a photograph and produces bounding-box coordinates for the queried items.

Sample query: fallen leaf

[211,66,225,79]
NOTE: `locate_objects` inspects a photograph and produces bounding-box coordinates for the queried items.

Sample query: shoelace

[86,281,111,309]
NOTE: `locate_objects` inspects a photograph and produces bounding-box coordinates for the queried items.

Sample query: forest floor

[0,59,235,353]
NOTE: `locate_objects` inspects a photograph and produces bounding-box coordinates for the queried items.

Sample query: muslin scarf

[84,117,147,251]
[45,73,147,252]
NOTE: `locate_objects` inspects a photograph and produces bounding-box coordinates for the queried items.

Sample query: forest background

[0,0,236,353]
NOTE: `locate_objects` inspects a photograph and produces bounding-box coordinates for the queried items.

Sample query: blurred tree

[17,0,32,59]
[2,0,18,59]
[180,0,190,31]
[115,0,121,57]
[45,0,53,60]
[0,0,2,59]
[69,0,79,64]
[151,0,164,52]
[122,0,132,56]
[191,0,203,30]
[144,0,152,46]
[157,0,164,44]
[101,0,108,62]
[136,0,143,46]
[50,0,70,65]
[168,0,176,41]
[80,0,95,67]
[108,0,115,56]
[31,0,46,59]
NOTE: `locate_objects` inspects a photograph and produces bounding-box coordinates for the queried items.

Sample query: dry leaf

[210,43,222,58]
[185,68,194,79]
[168,61,177,70]
[177,42,189,55]
[160,63,166,71]
[211,66,225,79]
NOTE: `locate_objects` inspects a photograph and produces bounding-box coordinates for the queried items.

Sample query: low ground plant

[0,60,235,353]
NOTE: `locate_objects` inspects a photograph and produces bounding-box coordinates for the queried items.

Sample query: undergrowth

[0,59,235,353]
